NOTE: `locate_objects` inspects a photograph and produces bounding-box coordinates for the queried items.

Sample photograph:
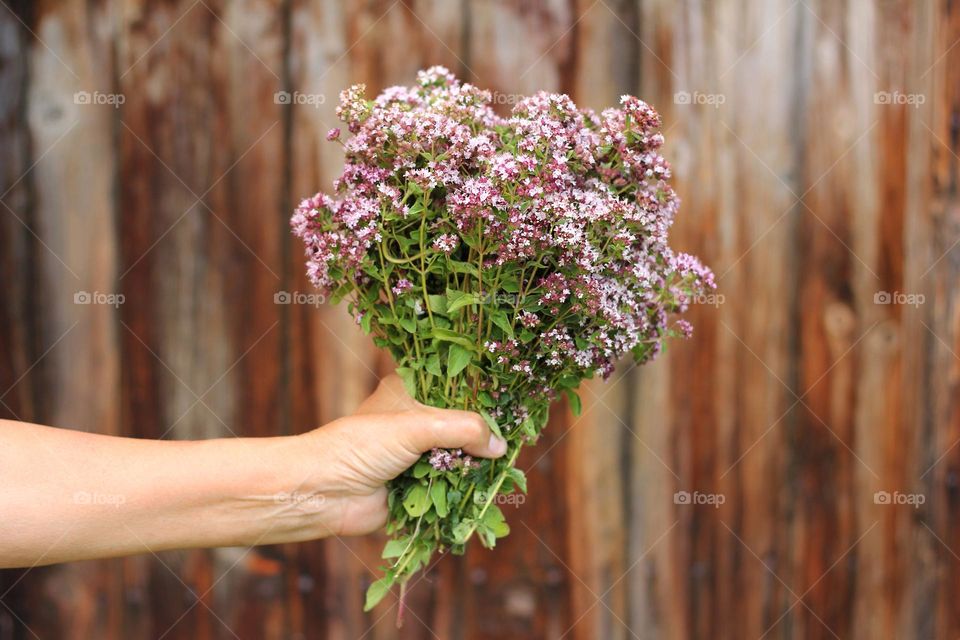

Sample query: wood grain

[1,1,959,639]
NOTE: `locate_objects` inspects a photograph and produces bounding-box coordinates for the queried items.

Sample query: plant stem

[458,445,522,543]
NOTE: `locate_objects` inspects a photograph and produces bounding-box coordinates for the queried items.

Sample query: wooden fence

[1,1,959,638]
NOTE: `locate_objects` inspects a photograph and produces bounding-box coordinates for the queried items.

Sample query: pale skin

[0,375,507,569]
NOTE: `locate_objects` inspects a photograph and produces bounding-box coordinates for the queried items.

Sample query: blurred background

[1,1,958,638]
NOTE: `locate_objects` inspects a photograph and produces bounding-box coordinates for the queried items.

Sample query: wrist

[210,433,342,546]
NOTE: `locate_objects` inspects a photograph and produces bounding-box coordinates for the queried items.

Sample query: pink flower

[432,234,459,254]
[392,279,413,296]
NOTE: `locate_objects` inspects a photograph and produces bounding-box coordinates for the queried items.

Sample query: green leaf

[482,504,510,537]
[449,261,479,277]
[520,417,537,438]
[500,277,520,293]
[413,460,432,478]
[477,525,497,548]
[447,344,472,378]
[446,288,467,305]
[479,409,503,439]
[565,389,582,416]
[425,353,443,377]
[395,367,417,397]
[447,293,481,314]
[427,294,448,315]
[431,327,475,348]
[506,467,528,493]
[399,317,417,333]
[360,313,373,335]
[478,390,496,407]
[402,484,431,517]
[490,310,514,338]
[382,538,408,559]
[452,521,475,544]
[430,481,448,517]
[364,577,393,611]
[558,375,579,389]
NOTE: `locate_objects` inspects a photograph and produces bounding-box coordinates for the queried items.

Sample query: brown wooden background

[2,1,959,638]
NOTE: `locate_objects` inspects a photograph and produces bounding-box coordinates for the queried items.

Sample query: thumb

[392,407,508,459]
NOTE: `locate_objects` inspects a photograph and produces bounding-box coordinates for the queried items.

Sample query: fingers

[353,375,508,459]
[396,408,507,459]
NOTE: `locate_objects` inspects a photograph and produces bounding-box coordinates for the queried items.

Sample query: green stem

[458,445,522,543]
[392,478,433,574]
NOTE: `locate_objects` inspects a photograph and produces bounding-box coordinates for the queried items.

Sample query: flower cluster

[292,67,714,610]
[428,447,475,471]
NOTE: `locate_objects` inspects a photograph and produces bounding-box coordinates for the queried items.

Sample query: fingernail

[488,434,508,457]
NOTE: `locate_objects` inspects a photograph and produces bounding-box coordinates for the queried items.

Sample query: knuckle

[419,410,446,440]
[465,414,486,441]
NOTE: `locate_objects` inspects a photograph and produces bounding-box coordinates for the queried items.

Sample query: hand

[0,379,507,567]
[294,375,507,537]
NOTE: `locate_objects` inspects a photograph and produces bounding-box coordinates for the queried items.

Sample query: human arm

[0,375,506,568]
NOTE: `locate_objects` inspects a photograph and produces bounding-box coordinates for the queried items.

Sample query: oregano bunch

[291,66,714,612]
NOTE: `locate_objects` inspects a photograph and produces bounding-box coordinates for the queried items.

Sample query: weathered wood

[1,1,125,639]
[2,1,960,639]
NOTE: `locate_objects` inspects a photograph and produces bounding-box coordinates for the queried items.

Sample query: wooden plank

[116,0,290,637]
[0,3,41,638]
[0,0,37,423]
[200,1,287,636]
[914,1,960,638]
[842,3,927,638]
[115,1,246,637]
[9,1,124,638]
[634,1,799,638]
[793,1,871,636]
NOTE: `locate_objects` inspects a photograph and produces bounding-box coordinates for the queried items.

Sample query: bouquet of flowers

[292,66,713,611]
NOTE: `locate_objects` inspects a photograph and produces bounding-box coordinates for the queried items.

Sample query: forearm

[0,419,332,568]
